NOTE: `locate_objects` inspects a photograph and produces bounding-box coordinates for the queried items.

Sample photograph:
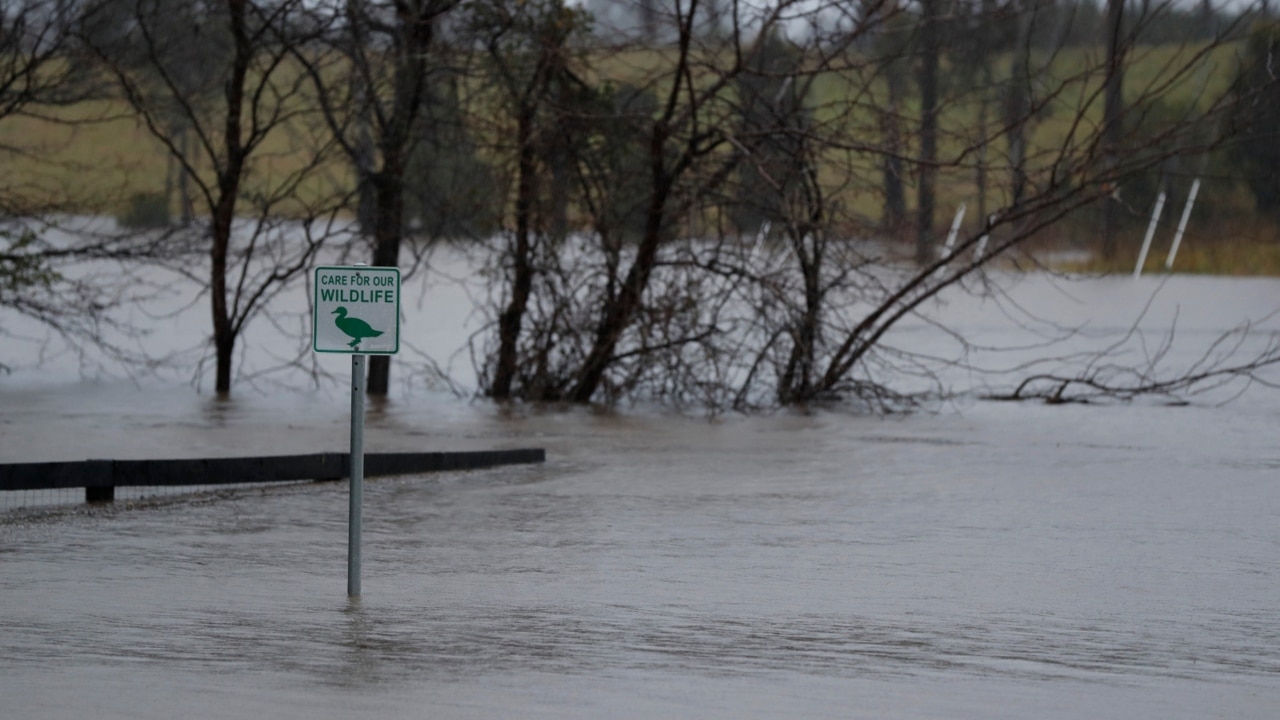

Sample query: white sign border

[312,265,402,355]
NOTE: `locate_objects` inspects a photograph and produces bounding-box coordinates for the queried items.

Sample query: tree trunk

[359,5,439,397]
[179,128,194,225]
[351,46,377,236]
[778,158,825,405]
[1101,0,1125,260]
[976,98,988,224]
[213,328,234,395]
[210,221,234,395]
[209,150,242,396]
[367,168,405,396]
[778,240,821,404]
[1007,0,1034,226]
[490,105,538,399]
[211,0,249,395]
[915,0,940,266]
[569,131,674,404]
[882,56,907,239]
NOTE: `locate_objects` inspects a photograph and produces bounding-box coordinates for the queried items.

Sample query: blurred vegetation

[0,231,57,296]
[0,35,1267,260]
[117,192,171,229]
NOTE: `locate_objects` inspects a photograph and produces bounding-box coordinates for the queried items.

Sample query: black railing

[0,449,546,504]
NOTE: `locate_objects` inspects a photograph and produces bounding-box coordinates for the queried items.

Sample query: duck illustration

[332,306,384,349]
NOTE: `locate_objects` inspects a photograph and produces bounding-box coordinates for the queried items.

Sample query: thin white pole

[1165,178,1201,271]
[750,220,771,259]
[1133,191,1167,279]
[348,353,365,597]
[975,214,996,260]
[942,203,967,257]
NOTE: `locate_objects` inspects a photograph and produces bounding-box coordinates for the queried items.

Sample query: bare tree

[0,1,145,370]
[294,0,460,396]
[468,0,882,404]
[463,0,590,400]
[7,0,1269,411]
[463,0,1271,411]
[79,0,342,395]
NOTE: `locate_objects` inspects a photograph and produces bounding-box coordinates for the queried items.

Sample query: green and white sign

[312,265,400,354]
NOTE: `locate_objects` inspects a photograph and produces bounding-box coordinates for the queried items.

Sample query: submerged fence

[0,449,545,507]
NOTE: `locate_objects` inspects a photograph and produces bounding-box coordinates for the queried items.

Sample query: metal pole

[1165,178,1200,271]
[348,353,365,597]
[1133,191,1166,279]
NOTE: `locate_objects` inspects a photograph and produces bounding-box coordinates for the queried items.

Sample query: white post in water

[750,220,771,258]
[312,262,401,597]
[349,353,365,597]
[975,214,997,260]
[1133,191,1167,279]
[1165,178,1201,271]
[942,204,967,258]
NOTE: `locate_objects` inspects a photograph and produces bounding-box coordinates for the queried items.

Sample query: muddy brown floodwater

[2,268,1279,718]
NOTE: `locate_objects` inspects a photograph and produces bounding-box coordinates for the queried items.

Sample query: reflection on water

[201,393,239,428]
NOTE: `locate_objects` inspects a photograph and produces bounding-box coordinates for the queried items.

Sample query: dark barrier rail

[0,449,546,504]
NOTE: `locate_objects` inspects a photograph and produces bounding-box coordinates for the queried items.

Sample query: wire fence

[0,481,316,516]
[0,449,545,518]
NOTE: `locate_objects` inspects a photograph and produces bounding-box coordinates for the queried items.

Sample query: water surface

[2,273,1279,718]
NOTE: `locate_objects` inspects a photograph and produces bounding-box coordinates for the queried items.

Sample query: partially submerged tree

[984,303,1280,404]
[466,0,1275,410]
[294,0,461,396]
[1,1,73,306]
[79,0,342,394]
[464,0,592,400]
[0,1,143,370]
[3,0,1274,411]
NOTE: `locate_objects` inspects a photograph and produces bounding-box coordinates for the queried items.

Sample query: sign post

[348,353,365,597]
[313,264,400,597]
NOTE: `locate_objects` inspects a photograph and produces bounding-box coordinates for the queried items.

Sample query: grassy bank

[1054,217,1280,276]
[1,39,1270,277]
